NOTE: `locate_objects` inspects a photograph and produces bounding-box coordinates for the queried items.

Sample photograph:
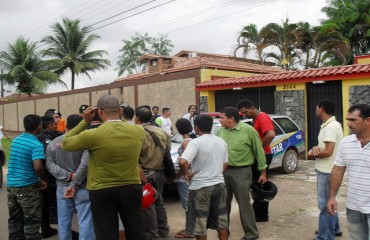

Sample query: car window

[273,117,299,133]
[273,121,284,135]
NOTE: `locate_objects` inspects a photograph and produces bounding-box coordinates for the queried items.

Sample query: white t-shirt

[183,113,196,127]
[334,134,370,213]
[315,116,343,173]
[181,134,228,190]
[155,116,172,135]
[0,126,3,148]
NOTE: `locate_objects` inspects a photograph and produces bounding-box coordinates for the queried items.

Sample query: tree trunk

[71,68,75,90]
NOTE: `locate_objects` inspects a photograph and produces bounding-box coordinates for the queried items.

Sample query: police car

[171,114,305,174]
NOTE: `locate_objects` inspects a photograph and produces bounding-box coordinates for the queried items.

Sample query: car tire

[281,149,298,174]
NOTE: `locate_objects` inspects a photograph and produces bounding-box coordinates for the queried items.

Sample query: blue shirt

[7,133,45,187]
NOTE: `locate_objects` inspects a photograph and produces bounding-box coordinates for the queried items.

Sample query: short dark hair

[140,105,151,110]
[162,107,170,114]
[24,114,41,132]
[175,118,193,135]
[123,106,135,119]
[317,99,335,115]
[136,106,152,123]
[44,109,61,117]
[348,104,370,119]
[152,106,159,110]
[187,105,197,112]
[237,99,256,110]
[220,107,240,123]
[41,115,54,129]
[194,114,213,133]
[66,114,83,130]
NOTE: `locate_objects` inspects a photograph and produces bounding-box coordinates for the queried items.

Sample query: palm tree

[293,22,350,68]
[42,18,111,90]
[260,18,299,69]
[116,39,144,76]
[322,0,370,56]
[0,37,64,96]
[233,24,270,64]
[152,33,174,56]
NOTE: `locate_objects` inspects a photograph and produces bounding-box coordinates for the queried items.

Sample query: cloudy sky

[0,0,328,94]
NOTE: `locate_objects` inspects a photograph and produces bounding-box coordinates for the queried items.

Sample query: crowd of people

[4,94,370,240]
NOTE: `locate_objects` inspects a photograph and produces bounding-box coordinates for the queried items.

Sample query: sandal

[175,229,195,238]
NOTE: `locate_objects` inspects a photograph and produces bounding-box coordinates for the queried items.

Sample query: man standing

[308,99,343,239]
[155,107,172,135]
[152,106,161,120]
[238,99,275,222]
[38,115,60,238]
[217,107,267,240]
[327,104,370,239]
[179,114,229,240]
[135,106,170,239]
[62,95,147,240]
[46,114,95,240]
[7,114,48,239]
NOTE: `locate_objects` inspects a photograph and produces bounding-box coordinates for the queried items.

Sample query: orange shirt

[57,118,66,133]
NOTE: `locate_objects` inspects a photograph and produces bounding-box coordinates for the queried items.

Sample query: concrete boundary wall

[0,69,200,131]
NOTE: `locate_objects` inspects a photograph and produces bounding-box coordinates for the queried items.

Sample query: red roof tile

[196,64,370,90]
[114,51,284,82]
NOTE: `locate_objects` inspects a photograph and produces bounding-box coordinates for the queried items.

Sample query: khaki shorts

[186,183,228,235]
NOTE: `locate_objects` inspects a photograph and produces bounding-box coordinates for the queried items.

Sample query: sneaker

[41,227,58,239]
[314,230,343,237]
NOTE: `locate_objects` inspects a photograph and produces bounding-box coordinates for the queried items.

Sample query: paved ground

[0,160,348,240]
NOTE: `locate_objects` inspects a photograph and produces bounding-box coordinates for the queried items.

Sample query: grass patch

[2,138,12,168]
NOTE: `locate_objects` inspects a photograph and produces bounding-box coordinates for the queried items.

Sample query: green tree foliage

[42,18,111,90]
[260,18,299,70]
[233,24,270,64]
[294,22,351,68]
[322,0,370,56]
[0,37,64,96]
[117,32,174,76]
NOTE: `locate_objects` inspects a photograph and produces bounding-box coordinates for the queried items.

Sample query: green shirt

[62,120,145,190]
[217,122,267,171]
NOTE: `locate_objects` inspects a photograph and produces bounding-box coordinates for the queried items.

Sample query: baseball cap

[79,104,89,114]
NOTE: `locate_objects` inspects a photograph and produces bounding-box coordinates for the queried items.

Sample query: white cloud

[0,0,328,94]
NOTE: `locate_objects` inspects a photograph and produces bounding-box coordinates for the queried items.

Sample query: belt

[227,165,251,169]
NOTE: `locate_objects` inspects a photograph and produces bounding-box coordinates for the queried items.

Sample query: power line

[89,0,156,27]
[90,0,241,49]
[89,0,176,32]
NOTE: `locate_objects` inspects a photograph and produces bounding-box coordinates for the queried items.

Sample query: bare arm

[308,142,335,159]
[33,159,48,189]
[262,130,275,148]
[327,165,346,215]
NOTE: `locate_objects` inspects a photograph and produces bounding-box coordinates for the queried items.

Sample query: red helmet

[142,183,157,209]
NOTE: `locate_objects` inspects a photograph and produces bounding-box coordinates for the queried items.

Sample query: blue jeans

[346,208,370,240]
[57,186,95,240]
[316,170,341,240]
[177,181,189,211]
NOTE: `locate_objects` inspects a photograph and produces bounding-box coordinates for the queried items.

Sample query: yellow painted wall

[357,57,370,64]
[342,78,370,135]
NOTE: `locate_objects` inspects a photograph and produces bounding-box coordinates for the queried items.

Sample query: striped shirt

[334,134,370,213]
[7,133,45,187]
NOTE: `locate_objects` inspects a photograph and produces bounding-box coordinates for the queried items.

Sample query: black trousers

[251,154,272,219]
[89,184,147,240]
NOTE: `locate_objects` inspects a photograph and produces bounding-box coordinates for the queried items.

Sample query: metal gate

[215,86,276,113]
[306,80,343,150]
